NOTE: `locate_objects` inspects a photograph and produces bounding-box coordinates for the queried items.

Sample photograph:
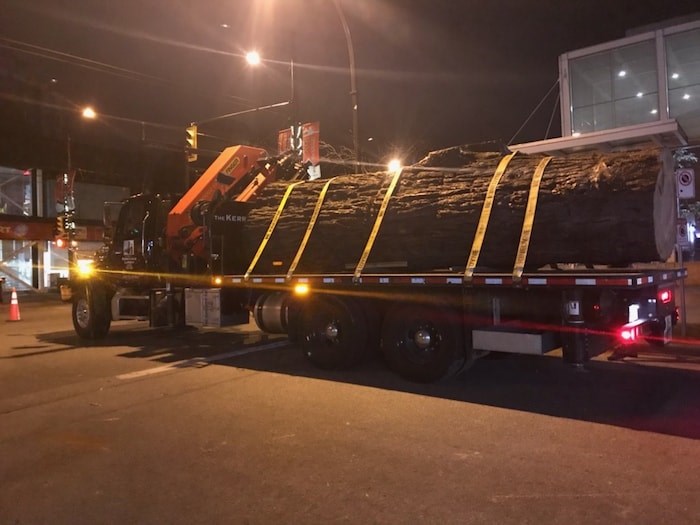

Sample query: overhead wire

[0,37,253,106]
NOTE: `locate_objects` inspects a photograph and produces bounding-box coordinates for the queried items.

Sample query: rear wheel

[72,283,112,340]
[299,296,368,370]
[381,302,464,383]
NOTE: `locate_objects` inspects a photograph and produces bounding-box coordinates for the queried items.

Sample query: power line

[0,37,253,106]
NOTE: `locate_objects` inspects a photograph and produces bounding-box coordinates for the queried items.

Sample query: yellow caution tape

[512,156,552,282]
[286,177,338,280]
[354,169,403,281]
[464,152,517,281]
[244,181,304,279]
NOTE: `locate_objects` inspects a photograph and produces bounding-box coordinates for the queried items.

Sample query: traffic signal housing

[186,124,198,162]
[55,215,67,247]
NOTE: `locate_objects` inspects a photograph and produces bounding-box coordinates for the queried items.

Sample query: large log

[239,147,676,274]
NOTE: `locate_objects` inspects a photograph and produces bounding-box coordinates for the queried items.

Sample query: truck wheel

[72,284,111,340]
[299,296,368,369]
[381,302,463,383]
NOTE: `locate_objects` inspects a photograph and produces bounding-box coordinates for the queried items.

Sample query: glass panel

[615,93,659,127]
[666,28,700,136]
[0,239,35,290]
[666,28,700,89]
[0,167,33,216]
[569,39,658,133]
[611,41,658,101]
[572,103,613,134]
[571,52,612,108]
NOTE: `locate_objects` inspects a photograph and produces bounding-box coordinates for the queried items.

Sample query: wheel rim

[323,321,340,341]
[305,312,343,352]
[76,297,91,329]
[403,323,441,365]
[381,303,463,383]
[301,297,367,369]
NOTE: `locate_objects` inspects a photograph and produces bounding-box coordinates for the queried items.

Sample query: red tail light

[619,327,638,343]
[659,289,672,304]
[618,319,646,344]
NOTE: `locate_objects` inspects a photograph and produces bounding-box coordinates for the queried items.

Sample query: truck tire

[381,302,463,383]
[72,284,111,340]
[299,296,368,370]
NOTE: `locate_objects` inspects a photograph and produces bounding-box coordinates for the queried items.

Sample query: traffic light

[185,124,198,162]
[55,215,67,247]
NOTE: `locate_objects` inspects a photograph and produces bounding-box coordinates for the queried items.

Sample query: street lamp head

[81,106,96,119]
[245,50,261,66]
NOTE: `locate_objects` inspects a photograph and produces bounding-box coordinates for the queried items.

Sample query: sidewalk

[4,290,66,305]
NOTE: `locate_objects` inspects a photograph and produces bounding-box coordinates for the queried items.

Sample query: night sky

[2,0,699,166]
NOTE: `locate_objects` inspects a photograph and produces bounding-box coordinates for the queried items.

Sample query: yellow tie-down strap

[286,177,338,280]
[244,181,304,279]
[512,156,552,282]
[463,152,517,281]
[353,169,403,281]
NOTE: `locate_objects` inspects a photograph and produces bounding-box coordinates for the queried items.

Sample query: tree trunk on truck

[241,148,675,274]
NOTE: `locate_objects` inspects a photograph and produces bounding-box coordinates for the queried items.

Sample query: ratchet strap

[463,152,517,281]
[244,181,304,279]
[353,169,403,281]
[512,156,552,282]
[286,177,338,280]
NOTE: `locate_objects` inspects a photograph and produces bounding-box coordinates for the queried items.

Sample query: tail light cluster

[617,319,646,345]
[659,288,672,304]
[620,326,641,343]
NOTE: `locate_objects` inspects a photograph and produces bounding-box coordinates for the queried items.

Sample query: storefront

[0,214,104,290]
[0,165,124,291]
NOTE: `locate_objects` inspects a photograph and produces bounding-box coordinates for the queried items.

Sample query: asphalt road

[2,295,700,524]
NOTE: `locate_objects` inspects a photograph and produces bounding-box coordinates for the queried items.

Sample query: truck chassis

[72,266,683,383]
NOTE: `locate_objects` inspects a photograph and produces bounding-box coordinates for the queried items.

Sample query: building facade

[559,18,700,143]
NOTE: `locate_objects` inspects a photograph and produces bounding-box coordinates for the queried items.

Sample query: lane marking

[116,340,290,380]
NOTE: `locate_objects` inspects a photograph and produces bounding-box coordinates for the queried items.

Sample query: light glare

[246,50,261,66]
[76,259,95,277]
[388,159,402,172]
[294,283,310,296]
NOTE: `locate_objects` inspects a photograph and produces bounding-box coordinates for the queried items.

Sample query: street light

[81,106,96,119]
[63,105,96,272]
[244,49,296,124]
[332,0,360,172]
[247,0,360,170]
[245,50,261,66]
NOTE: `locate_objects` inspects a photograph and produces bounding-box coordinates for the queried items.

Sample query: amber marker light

[294,283,310,296]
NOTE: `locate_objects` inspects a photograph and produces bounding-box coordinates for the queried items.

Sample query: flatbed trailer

[167,265,685,382]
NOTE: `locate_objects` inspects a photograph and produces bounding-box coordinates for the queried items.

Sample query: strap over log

[244,181,304,279]
[464,152,517,282]
[354,168,403,281]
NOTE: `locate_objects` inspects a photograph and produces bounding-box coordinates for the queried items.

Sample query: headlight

[76,259,96,278]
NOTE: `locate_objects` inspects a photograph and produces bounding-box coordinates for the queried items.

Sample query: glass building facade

[561,20,700,142]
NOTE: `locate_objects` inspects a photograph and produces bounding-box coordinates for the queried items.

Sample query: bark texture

[240,147,676,274]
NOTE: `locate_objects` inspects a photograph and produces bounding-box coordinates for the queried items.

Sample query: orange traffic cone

[8,287,20,321]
